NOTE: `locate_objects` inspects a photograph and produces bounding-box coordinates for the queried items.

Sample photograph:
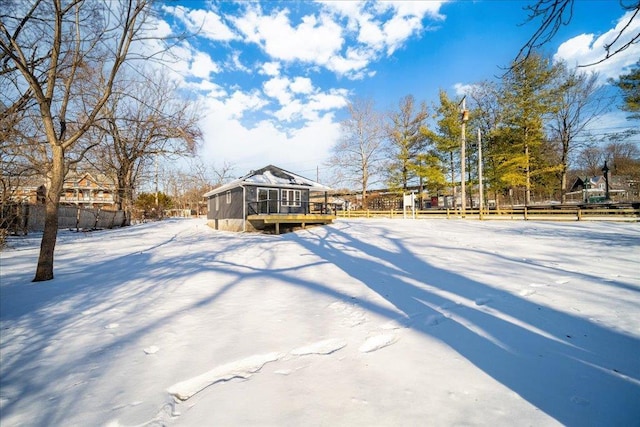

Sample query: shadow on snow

[287,221,640,426]
[1,219,639,425]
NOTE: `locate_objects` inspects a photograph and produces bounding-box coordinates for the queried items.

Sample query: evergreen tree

[386,95,431,191]
[433,90,462,201]
[499,53,561,205]
[611,59,640,121]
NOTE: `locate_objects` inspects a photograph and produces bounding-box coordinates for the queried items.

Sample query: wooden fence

[1,203,126,234]
[336,206,640,222]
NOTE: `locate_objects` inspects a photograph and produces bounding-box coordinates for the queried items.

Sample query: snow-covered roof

[203,165,331,198]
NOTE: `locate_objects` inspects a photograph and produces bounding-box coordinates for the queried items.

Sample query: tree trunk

[449,151,456,203]
[525,135,531,206]
[560,136,569,203]
[33,146,64,282]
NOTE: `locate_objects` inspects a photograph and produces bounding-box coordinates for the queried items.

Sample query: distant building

[5,172,118,210]
[565,176,628,203]
[59,172,117,209]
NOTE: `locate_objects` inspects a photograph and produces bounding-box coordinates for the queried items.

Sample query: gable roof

[203,165,331,198]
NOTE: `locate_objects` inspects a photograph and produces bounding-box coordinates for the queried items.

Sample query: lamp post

[602,161,610,201]
[459,96,469,217]
[477,128,484,217]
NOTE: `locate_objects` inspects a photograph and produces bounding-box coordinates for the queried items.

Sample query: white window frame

[215,194,219,211]
[281,189,301,207]
[226,190,231,204]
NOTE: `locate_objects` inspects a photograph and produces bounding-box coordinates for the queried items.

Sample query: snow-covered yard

[1,218,639,426]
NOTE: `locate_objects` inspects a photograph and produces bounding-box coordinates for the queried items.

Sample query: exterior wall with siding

[207,185,311,222]
[207,187,244,220]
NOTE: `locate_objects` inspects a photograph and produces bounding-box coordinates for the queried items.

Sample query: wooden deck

[247,214,335,234]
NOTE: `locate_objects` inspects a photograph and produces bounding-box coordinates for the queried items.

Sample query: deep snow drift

[1,218,639,426]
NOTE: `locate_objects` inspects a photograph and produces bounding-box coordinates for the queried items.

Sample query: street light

[602,161,610,201]
[459,96,469,217]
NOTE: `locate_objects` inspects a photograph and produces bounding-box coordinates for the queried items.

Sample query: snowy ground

[1,218,639,426]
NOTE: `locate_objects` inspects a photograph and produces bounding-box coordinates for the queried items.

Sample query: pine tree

[499,53,561,205]
[386,95,431,191]
[611,60,640,121]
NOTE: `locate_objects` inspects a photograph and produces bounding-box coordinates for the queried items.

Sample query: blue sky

[152,0,639,180]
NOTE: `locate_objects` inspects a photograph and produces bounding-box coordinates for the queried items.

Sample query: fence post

[75,207,81,231]
[524,207,528,221]
[94,208,101,229]
[577,208,582,221]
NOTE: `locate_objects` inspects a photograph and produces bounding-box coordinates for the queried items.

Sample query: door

[257,188,279,214]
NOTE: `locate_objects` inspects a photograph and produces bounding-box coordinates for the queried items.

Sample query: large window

[281,189,301,207]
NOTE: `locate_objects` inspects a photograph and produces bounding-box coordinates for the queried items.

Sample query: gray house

[204,165,335,233]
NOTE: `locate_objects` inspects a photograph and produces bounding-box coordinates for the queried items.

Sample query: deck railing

[247,200,338,216]
[335,205,640,221]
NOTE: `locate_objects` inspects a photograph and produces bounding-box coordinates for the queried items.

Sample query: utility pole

[155,155,159,206]
[459,96,468,217]
[477,128,484,218]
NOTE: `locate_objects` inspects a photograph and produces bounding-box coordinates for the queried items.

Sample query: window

[281,189,301,207]
[215,194,219,211]
[226,191,231,204]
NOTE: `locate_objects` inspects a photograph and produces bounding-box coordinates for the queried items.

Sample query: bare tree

[327,98,384,206]
[468,81,506,206]
[549,64,605,202]
[163,159,235,216]
[517,0,640,66]
[89,70,202,225]
[1,0,152,281]
[208,160,237,187]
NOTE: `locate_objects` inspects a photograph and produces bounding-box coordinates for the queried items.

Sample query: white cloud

[152,1,446,172]
[453,83,477,97]
[274,99,305,121]
[198,97,342,173]
[381,14,424,55]
[316,0,363,27]
[309,89,350,112]
[356,14,386,49]
[230,50,250,72]
[262,76,347,122]
[225,90,268,120]
[290,77,314,94]
[190,51,220,78]
[263,77,293,105]
[260,61,281,76]
[233,9,345,65]
[147,17,173,38]
[385,1,446,20]
[326,47,373,76]
[554,10,640,82]
[183,80,227,97]
[162,5,237,41]
[319,0,448,73]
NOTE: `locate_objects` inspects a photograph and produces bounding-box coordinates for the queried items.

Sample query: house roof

[203,165,332,198]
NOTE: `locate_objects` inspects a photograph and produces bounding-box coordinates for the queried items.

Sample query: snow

[1,218,639,426]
